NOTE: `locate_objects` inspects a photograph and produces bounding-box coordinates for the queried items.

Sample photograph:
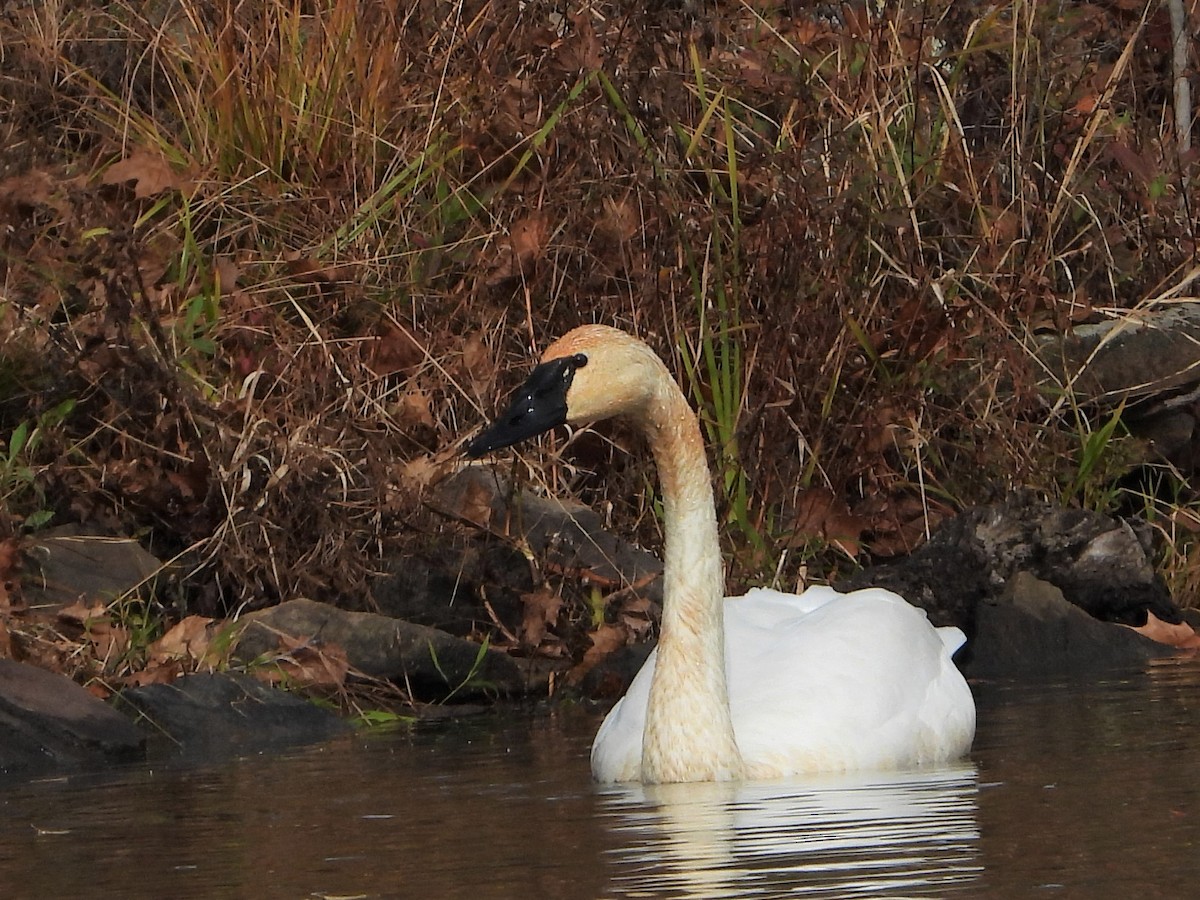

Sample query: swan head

[466,325,663,457]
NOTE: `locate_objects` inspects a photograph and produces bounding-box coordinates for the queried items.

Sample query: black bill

[465,353,587,458]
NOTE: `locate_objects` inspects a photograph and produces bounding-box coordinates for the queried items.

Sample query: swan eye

[571,353,588,369]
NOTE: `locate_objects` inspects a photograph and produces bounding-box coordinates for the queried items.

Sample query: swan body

[467,325,976,783]
[591,586,974,782]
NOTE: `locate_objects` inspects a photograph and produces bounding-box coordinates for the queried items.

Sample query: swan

[467,325,975,783]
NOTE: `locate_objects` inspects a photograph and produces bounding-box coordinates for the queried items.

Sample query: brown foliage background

[1,0,1198,629]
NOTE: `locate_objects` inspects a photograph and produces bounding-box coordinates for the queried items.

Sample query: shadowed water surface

[2,660,1199,898]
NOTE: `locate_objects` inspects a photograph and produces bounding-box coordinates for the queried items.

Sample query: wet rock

[580,642,654,701]
[234,598,525,699]
[0,659,145,776]
[963,572,1170,678]
[117,672,350,758]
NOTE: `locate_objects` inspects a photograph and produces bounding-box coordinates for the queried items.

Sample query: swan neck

[636,375,744,782]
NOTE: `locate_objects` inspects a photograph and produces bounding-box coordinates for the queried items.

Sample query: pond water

[2,660,1199,899]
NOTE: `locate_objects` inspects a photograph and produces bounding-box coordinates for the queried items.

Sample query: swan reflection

[597,765,981,898]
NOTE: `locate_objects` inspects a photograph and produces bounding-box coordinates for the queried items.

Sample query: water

[2,660,1199,899]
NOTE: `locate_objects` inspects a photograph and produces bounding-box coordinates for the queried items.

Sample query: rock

[21,525,166,613]
[837,493,1179,631]
[116,672,350,758]
[1036,304,1200,405]
[0,659,145,776]
[1035,304,1200,469]
[234,598,525,699]
[369,540,532,637]
[432,468,664,603]
[962,572,1171,678]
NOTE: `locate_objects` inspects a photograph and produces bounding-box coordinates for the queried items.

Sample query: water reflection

[599,766,981,898]
[4,663,1200,897]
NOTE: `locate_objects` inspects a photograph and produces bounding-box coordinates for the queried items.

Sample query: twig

[1168,0,1193,159]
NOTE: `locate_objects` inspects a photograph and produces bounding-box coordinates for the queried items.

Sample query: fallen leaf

[256,633,350,689]
[372,325,424,376]
[0,537,20,611]
[455,477,495,529]
[58,600,110,627]
[486,212,550,284]
[148,615,217,668]
[460,333,492,394]
[568,622,628,683]
[520,587,563,647]
[213,256,242,297]
[87,622,131,665]
[124,662,182,688]
[0,169,56,207]
[101,150,189,199]
[398,389,435,428]
[1129,612,1200,650]
[788,488,866,558]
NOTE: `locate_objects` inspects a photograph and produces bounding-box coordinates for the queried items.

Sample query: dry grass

[2,0,1199,633]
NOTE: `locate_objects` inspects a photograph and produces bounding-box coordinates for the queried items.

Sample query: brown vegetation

[1,0,1198,695]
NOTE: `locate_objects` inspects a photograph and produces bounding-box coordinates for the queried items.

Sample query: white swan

[467,325,975,783]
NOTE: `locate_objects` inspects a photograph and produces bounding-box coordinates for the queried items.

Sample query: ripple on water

[598,766,982,898]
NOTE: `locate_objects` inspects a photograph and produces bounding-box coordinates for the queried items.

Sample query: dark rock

[432,468,664,603]
[580,642,654,701]
[116,672,350,758]
[234,598,525,700]
[838,493,1179,631]
[369,540,532,637]
[962,572,1171,678]
[22,525,167,614]
[1036,304,1200,405]
[0,659,145,776]
[1035,304,1200,470]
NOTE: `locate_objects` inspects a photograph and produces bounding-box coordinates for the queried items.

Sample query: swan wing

[728,587,975,776]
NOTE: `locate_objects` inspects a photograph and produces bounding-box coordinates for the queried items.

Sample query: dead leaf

[487,213,550,284]
[400,454,439,490]
[568,622,628,683]
[87,622,131,665]
[0,170,56,207]
[520,587,563,647]
[0,617,13,659]
[460,333,493,394]
[213,256,242,297]
[0,537,20,611]
[1129,612,1200,650]
[284,255,352,284]
[58,600,110,627]
[101,150,189,199]
[148,615,217,668]
[788,488,865,558]
[372,325,424,376]
[398,390,435,428]
[455,476,496,529]
[124,663,181,687]
[256,633,350,689]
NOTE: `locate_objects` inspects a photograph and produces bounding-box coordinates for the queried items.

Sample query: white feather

[592,586,975,782]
